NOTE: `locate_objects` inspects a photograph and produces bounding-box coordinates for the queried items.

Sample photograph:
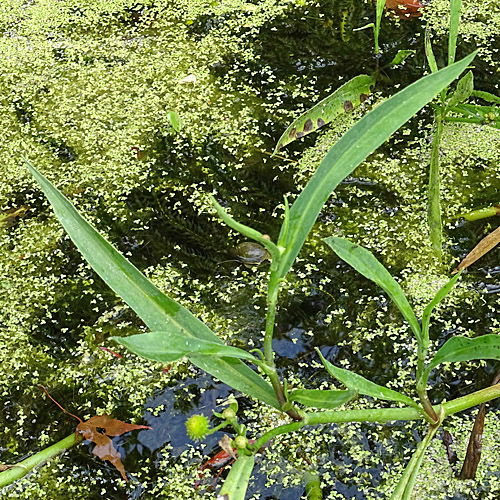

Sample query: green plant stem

[442,383,500,415]
[444,116,484,124]
[4,385,500,489]
[417,390,439,423]
[253,383,500,451]
[428,111,445,256]
[416,345,426,385]
[0,433,80,488]
[264,273,302,421]
[263,273,284,408]
[264,275,280,367]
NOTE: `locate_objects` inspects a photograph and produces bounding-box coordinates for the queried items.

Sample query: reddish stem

[38,385,83,424]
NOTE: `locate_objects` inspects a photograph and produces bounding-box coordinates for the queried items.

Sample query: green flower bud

[233,435,248,449]
[185,414,210,441]
[222,408,236,420]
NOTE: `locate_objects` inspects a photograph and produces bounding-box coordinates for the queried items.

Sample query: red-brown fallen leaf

[39,385,151,482]
[76,415,151,482]
[384,0,424,19]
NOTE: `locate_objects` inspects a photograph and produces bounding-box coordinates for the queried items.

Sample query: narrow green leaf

[273,75,375,154]
[389,50,416,67]
[421,272,462,347]
[275,52,477,282]
[166,110,182,132]
[424,335,500,380]
[26,160,280,409]
[288,388,357,409]
[353,22,375,32]
[317,349,419,408]
[472,90,500,104]
[390,424,440,500]
[374,0,386,54]
[425,28,438,73]
[324,237,422,345]
[448,0,462,65]
[446,71,474,110]
[112,330,259,363]
[462,205,499,221]
[449,103,500,128]
[218,454,255,500]
[427,114,444,256]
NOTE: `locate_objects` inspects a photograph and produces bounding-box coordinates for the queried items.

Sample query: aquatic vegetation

[2,0,500,498]
[5,52,498,500]
[273,74,375,154]
[424,0,500,256]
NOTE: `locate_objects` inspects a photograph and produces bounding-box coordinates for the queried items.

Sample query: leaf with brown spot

[454,225,500,273]
[76,415,151,481]
[273,74,375,155]
[343,100,354,112]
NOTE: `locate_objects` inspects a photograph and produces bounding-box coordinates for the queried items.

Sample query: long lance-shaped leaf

[448,0,462,65]
[275,52,477,282]
[390,421,441,500]
[423,334,500,381]
[472,90,500,104]
[374,0,385,55]
[288,388,357,409]
[317,349,420,409]
[446,103,500,129]
[421,272,462,347]
[218,454,255,500]
[425,28,439,74]
[111,330,260,363]
[26,161,280,409]
[324,237,422,345]
[273,75,375,155]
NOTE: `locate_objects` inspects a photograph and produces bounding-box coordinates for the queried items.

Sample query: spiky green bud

[185,414,210,441]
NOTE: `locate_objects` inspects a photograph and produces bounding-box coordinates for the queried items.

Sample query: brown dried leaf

[459,369,500,479]
[0,463,27,471]
[459,404,485,479]
[76,414,151,481]
[454,225,500,273]
[219,435,237,461]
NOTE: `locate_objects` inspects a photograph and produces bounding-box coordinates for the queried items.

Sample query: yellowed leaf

[454,225,500,273]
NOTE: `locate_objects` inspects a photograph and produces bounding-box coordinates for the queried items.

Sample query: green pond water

[1,0,500,498]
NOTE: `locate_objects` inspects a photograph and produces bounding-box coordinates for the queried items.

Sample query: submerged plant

[4,50,500,500]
